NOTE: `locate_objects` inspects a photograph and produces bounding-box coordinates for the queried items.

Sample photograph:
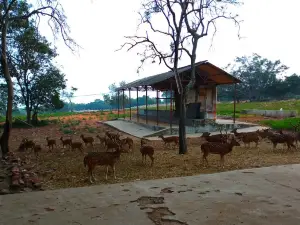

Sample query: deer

[80,134,94,147]
[140,138,154,166]
[46,137,56,152]
[60,136,72,149]
[201,138,240,168]
[83,144,122,183]
[158,135,179,149]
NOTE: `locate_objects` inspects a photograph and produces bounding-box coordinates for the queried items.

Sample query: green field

[2,99,300,130]
[217,99,300,115]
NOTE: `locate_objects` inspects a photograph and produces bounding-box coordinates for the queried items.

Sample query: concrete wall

[241,109,297,118]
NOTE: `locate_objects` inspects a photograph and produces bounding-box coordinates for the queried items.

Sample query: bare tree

[0,0,78,158]
[180,0,242,101]
[117,0,190,154]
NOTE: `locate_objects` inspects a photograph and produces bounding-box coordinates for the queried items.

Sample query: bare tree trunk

[178,92,187,154]
[0,21,12,159]
[32,111,38,125]
[26,107,31,124]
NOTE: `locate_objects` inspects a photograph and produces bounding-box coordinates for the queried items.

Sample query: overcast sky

[39,0,299,103]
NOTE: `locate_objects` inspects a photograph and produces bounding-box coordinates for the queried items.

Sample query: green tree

[103,81,129,109]
[0,0,77,158]
[30,65,66,124]
[221,54,289,101]
[62,87,78,112]
[8,22,59,123]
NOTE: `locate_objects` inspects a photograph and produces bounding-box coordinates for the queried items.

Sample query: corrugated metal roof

[116,60,240,91]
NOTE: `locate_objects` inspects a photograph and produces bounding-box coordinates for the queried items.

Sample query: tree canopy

[218,54,300,102]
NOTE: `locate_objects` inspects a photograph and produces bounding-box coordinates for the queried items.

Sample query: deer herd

[17,121,300,184]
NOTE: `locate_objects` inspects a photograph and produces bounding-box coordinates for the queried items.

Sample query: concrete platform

[103,119,267,140]
[104,120,157,138]
[1,164,300,224]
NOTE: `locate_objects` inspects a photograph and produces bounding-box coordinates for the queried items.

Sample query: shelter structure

[115,60,241,128]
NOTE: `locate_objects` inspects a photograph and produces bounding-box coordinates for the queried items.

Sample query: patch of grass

[147,99,300,116]
[9,118,50,128]
[260,117,300,130]
[61,128,75,135]
[87,127,97,133]
[70,119,81,126]
[107,113,118,120]
[61,123,71,128]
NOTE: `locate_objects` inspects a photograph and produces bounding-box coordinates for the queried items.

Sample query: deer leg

[220,155,225,168]
[105,166,109,180]
[88,168,93,184]
[202,153,209,166]
[273,143,277,151]
[112,164,116,179]
[149,155,154,167]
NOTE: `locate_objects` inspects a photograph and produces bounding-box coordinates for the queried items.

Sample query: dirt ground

[8,112,300,190]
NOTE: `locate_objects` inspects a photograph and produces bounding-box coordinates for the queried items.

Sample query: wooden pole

[117,90,120,118]
[156,90,159,126]
[233,83,237,124]
[129,88,131,120]
[145,86,148,124]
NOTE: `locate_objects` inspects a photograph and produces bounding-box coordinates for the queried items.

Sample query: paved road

[1,164,300,225]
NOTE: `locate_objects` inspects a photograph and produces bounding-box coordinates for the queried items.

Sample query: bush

[61,128,75,134]
[260,117,300,130]
[87,127,96,133]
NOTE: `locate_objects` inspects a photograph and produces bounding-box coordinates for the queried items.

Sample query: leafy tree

[0,0,77,158]
[62,86,78,112]
[218,54,291,101]
[8,22,59,123]
[103,81,129,109]
[30,65,66,124]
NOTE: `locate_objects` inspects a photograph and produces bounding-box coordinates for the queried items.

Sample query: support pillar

[233,83,237,124]
[145,86,148,124]
[117,90,120,118]
[129,88,131,120]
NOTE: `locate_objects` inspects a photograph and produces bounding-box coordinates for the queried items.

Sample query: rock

[10,179,20,188]
[19,179,25,186]
[0,189,10,195]
[11,167,20,175]
[33,182,42,189]
[11,158,20,164]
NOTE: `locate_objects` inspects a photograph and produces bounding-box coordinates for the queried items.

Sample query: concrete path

[1,164,300,225]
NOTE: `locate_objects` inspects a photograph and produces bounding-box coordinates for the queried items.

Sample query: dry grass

[10,116,300,190]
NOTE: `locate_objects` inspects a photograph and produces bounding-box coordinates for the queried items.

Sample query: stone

[19,179,25,186]
[10,179,20,188]
[33,182,42,189]
[11,167,20,175]
[0,188,10,195]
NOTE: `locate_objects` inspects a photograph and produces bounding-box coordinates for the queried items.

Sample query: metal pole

[122,89,125,119]
[233,83,237,124]
[129,88,131,120]
[156,90,159,126]
[145,86,148,124]
[117,90,120,118]
[137,87,139,122]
